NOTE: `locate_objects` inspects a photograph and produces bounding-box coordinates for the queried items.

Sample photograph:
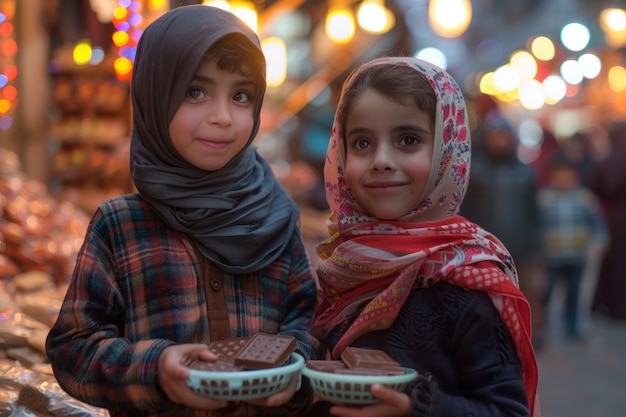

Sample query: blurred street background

[537,299,626,417]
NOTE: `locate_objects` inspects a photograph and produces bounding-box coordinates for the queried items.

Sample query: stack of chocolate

[189,333,297,372]
[306,347,405,376]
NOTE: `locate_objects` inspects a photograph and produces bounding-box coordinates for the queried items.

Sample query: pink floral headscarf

[324,56,470,229]
[313,57,539,415]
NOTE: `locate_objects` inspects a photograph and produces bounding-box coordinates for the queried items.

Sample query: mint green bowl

[187,352,304,401]
[302,365,418,405]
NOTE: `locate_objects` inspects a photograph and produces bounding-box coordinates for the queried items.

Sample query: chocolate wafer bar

[305,360,347,372]
[208,336,251,360]
[334,368,386,376]
[234,332,296,370]
[341,347,405,375]
[188,358,244,372]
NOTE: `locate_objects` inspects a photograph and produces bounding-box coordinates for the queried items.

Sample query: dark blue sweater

[312,281,529,417]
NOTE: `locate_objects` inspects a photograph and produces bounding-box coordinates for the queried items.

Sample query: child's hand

[244,371,300,407]
[157,344,229,410]
[327,384,411,417]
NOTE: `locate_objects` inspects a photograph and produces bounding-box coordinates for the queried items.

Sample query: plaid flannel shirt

[46,194,317,416]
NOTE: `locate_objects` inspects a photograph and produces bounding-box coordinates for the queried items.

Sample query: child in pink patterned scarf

[310,57,539,417]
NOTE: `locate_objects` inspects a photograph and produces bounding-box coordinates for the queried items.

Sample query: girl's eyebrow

[191,74,217,84]
[191,73,257,90]
[394,124,432,135]
[346,124,432,137]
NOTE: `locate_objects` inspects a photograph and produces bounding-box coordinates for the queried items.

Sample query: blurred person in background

[589,120,626,320]
[529,128,562,189]
[562,130,597,189]
[537,156,608,341]
[460,110,545,348]
[561,126,610,327]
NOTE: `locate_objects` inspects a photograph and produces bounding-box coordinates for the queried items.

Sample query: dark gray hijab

[130,5,299,274]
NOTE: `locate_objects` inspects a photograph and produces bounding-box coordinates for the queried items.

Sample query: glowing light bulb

[326,9,355,44]
[429,0,472,38]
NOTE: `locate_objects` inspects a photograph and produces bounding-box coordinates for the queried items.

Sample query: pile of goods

[0,149,90,284]
[0,149,107,415]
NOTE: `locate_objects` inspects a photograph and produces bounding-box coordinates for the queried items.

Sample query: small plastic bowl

[302,365,418,405]
[186,352,304,401]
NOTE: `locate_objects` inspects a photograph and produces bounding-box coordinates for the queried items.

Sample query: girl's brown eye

[400,135,420,146]
[187,88,205,99]
[233,91,252,103]
[349,138,369,151]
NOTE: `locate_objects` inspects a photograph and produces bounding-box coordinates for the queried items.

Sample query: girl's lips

[362,182,408,195]
[197,138,230,148]
[364,181,407,188]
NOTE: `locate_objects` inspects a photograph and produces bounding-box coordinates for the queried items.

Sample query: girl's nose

[208,98,232,125]
[372,143,395,171]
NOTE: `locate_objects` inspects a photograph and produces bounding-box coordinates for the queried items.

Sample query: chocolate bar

[305,360,347,372]
[208,336,251,360]
[341,347,405,375]
[334,368,386,376]
[188,358,244,372]
[306,347,406,376]
[233,332,297,370]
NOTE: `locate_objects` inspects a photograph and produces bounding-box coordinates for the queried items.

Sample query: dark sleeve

[409,290,530,417]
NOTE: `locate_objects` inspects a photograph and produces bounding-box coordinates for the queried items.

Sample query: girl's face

[344,89,435,220]
[169,58,258,171]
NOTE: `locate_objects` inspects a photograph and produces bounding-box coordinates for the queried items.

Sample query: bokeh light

[112,0,143,80]
[577,53,602,79]
[415,47,448,70]
[542,75,567,102]
[72,40,92,65]
[600,8,626,31]
[530,36,555,61]
[428,0,472,38]
[561,22,590,51]
[326,9,355,44]
[262,37,287,87]
[560,59,584,84]
[608,65,626,92]
[493,64,521,92]
[518,79,545,110]
[357,0,394,34]
[0,8,15,129]
[510,50,537,80]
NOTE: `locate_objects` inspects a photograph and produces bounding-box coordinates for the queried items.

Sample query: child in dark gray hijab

[46,5,317,416]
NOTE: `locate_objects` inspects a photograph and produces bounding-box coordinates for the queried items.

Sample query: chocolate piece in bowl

[334,368,387,376]
[208,336,251,361]
[188,359,244,372]
[341,347,405,375]
[234,332,297,370]
[305,360,348,372]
